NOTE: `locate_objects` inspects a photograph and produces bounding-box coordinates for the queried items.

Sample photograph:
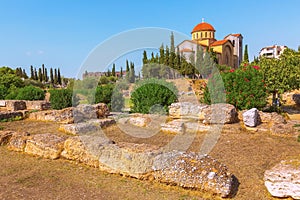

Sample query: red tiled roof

[210,39,229,46]
[192,22,215,33]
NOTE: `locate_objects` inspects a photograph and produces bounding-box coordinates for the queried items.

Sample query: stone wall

[0,111,24,120]
[0,100,50,111]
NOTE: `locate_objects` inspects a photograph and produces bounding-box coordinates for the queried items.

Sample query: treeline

[142,32,216,79]
[30,65,62,85]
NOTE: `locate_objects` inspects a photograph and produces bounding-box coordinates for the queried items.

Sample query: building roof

[224,33,243,39]
[192,22,215,33]
[180,48,194,52]
[210,39,229,46]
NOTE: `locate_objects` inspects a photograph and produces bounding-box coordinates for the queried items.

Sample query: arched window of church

[233,40,235,47]
[201,32,202,38]
[196,33,198,39]
[205,32,207,38]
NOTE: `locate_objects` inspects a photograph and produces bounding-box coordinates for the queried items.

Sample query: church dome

[192,22,215,33]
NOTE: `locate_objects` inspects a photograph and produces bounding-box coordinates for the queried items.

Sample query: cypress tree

[54,68,58,84]
[164,45,170,66]
[243,44,249,63]
[38,68,42,82]
[126,60,130,81]
[142,50,148,65]
[120,67,123,78]
[45,68,48,82]
[129,62,135,83]
[50,68,54,84]
[57,68,61,85]
[34,68,38,81]
[30,65,34,79]
[159,44,165,64]
[42,64,45,81]
[107,69,111,77]
[170,32,175,53]
[112,63,116,77]
[22,69,28,79]
[150,52,155,63]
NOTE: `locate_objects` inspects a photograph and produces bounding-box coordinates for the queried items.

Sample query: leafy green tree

[243,44,249,63]
[164,45,170,66]
[259,48,300,105]
[45,68,48,82]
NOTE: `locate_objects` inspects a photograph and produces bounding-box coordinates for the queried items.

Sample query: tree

[129,62,135,83]
[50,68,54,84]
[34,68,38,81]
[259,48,300,106]
[30,65,34,80]
[45,68,48,82]
[125,60,130,81]
[159,44,165,64]
[120,67,123,78]
[54,68,58,84]
[164,45,170,66]
[169,32,176,69]
[57,68,61,85]
[38,68,42,82]
[42,64,45,82]
[22,69,28,79]
[143,50,148,65]
[243,44,249,63]
[112,63,116,77]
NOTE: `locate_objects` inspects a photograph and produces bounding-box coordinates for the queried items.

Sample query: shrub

[15,85,45,100]
[130,78,178,114]
[95,84,124,111]
[50,89,78,110]
[203,64,267,110]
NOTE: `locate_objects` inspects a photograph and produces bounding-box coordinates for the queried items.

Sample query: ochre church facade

[177,21,243,68]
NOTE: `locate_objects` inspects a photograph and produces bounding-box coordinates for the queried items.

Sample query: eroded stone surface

[169,102,209,120]
[25,133,67,159]
[0,131,13,145]
[7,132,30,152]
[264,159,300,199]
[153,152,234,197]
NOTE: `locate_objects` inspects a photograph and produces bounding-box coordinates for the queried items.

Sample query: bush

[50,89,78,110]
[130,78,178,114]
[203,64,267,110]
[15,85,45,100]
[95,84,124,111]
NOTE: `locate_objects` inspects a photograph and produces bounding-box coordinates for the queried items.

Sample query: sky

[1,0,300,78]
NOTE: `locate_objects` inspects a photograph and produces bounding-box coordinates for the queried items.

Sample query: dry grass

[1,120,300,199]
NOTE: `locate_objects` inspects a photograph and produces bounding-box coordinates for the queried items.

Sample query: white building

[259,45,287,59]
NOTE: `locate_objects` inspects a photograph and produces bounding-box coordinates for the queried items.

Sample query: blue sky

[1,0,300,78]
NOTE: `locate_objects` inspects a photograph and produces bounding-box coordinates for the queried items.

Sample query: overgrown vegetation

[130,78,178,114]
[49,89,78,110]
[203,64,267,110]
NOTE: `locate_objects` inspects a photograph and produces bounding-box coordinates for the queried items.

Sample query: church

[177,20,243,68]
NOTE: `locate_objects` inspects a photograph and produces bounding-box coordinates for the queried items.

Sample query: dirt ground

[1,120,300,200]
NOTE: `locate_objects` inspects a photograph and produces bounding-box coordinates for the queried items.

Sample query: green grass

[0,116,23,122]
[0,126,4,130]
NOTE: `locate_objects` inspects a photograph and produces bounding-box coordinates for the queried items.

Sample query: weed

[0,126,4,130]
